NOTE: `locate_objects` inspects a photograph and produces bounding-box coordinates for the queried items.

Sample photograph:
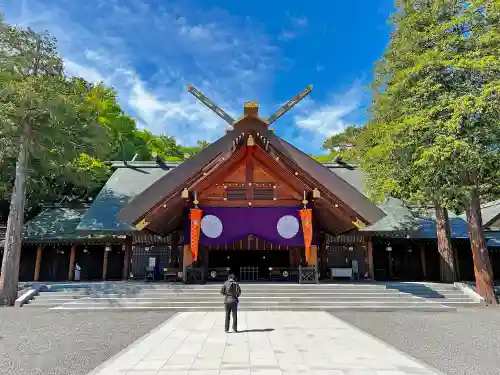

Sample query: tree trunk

[0,124,31,306]
[434,203,457,282]
[466,188,497,305]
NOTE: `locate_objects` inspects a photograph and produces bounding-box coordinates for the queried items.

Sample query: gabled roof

[77,164,173,232]
[118,126,385,229]
[118,132,239,225]
[267,135,385,224]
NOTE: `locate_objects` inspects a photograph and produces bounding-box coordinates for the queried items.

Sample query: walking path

[89,311,442,375]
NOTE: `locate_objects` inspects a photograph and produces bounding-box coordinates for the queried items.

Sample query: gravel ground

[331,307,500,375]
[0,308,175,375]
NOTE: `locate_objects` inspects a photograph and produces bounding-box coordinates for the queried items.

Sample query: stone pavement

[89,311,442,375]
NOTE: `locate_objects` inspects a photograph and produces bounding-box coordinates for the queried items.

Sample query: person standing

[220,274,241,332]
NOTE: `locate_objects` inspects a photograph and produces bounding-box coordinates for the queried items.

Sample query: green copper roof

[325,164,416,232]
[0,225,5,248]
[358,198,420,233]
[482,200,500,228]
[23,207,88,241]
[76,165,172,233]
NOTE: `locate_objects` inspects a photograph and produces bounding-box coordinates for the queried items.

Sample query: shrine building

[3,86,500,283]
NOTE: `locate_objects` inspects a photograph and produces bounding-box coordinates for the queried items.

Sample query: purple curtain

[183,206,317,247]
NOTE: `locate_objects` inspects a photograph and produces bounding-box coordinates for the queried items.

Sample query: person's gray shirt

[220,279,241,304]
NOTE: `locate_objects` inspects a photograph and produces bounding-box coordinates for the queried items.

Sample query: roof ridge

[482,200,500,208]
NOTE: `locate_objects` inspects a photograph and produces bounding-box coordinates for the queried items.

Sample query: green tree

[321,125,364,163]
[0,19,109,305]
[359,0,500,303]
[196,140,210,149]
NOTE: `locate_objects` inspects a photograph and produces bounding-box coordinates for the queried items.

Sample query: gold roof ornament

[247,134,255,147]
[352,218,366,229]
[244,101,259,116]
[135,217,150,230]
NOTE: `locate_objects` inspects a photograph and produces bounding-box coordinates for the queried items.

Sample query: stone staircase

[22,282,479,311]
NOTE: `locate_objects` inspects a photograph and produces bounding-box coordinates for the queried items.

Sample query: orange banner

[299,209,313,264]
[190,208,203,261]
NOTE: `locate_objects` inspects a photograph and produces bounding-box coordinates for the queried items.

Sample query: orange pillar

[68,245,76,281]
[308,245,318,267]
[34,246,42,281]
[183,244,192,281]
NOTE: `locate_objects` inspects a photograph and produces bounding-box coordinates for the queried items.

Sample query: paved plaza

[89,311,441,375]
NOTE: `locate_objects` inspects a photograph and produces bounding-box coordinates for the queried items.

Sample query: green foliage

[0,16,212,221]
[322,125,363,163]
[357,0,500,209]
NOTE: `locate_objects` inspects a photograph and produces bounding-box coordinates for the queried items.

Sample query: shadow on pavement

[237,328,275,333]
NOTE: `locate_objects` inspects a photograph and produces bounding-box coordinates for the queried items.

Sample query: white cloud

[64,60,106,84]
[2,1,368,154]
[278,14,308,42]
[2,0,281,145]
[291,16,308,27]
[293,85,365,137]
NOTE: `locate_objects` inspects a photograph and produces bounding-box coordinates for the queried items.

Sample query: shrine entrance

[208,249,290,281]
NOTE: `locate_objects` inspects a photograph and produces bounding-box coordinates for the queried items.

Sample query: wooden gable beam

[252,145,357,232]
[266,144,368,226]
[138,140,245,229]
[252,156,305,199]
[188,145,248,194]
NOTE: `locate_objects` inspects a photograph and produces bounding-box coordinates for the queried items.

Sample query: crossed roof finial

[187,84,312,127]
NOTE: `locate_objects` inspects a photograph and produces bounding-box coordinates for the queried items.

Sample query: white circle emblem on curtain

[201,215,223,238]
[276,215,300,239]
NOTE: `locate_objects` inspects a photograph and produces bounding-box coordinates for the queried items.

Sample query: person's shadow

[237,328,275,333]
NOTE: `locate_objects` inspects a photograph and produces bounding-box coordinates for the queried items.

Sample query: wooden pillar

[183,244,193,282]
[420,243,427,280]
[171,232,180,267]
[387,250,393,280]
[366,237,374,279]
[122,237,132,280]
[289,247,295,267]
[33,245,43,281]
[68,244,76,281]
[309,245,319,282]
[102,247,109,281]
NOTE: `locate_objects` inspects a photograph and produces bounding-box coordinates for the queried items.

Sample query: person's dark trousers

[224,301,238,332]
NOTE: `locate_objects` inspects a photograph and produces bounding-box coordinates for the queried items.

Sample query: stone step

[86,288,402,295]
[83,288,400,294]
[397,289,468,294]
[49,304,456,312]
[54,300,446,308]
[31,296,424,305]
[83,284,389,289]
[54,294,416,301]
[440,300,480,305]
[400,293,472,298]
[35,293,88,298]
[66,294,415,300]
[422,294,471,300]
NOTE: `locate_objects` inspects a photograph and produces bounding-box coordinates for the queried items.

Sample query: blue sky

[3,0,394,154]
